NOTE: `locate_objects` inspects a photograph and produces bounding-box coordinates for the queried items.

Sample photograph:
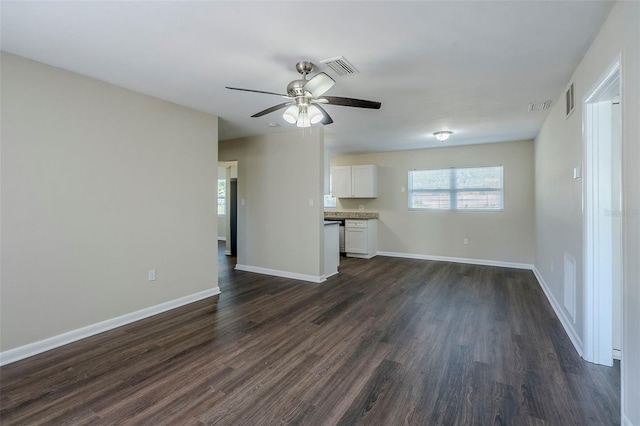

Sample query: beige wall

[332,140,535,265]
[534,1,639,423]
[0,53,219,351]
[219,130,324,279]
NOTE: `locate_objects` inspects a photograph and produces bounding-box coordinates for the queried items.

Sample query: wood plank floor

[1,243,620,425]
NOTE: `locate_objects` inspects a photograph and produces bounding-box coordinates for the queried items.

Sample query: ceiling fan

[226,61,381,128]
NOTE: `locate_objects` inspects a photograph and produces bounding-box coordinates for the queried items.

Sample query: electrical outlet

[308,198,314,207]
[463,238,469,245]
[401,186,406,193]
[148,269,156,281]
[359,205,364,211]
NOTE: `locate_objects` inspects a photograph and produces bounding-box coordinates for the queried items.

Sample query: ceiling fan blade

[319,96,381,109]
[250,102,292,118]
[313,104,334,125]
[226,87,292,99]
[303,72,335,98]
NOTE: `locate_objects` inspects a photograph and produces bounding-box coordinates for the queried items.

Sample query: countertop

[324,211,379,220]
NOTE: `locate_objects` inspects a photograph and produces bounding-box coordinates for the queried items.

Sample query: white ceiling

[1,1,613,155]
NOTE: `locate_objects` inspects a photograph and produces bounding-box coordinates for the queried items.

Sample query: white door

[611,100,622,358]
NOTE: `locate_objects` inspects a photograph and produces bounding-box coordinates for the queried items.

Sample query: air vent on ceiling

[320,56,359,76]
[528,100,552,112]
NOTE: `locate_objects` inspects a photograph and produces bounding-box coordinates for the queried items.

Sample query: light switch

[308,198,314,207]
[241,198,245,206]
[573,165,582,180]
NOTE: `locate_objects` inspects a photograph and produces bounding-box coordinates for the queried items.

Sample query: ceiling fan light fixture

[434,131,453,141]
[308,105,324,124]
[296,106,310,128]
[283,105,299,124]
[297,114,310,128]
[227,61,382,128]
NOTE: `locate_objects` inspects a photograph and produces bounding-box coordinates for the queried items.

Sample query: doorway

[217,161,238,286]
[218,161,238,259]
[582,57,622,366]
[229,179,237,256]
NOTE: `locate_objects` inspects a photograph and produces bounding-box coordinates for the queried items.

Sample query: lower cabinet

[323,223,340,278]
[345,219,377,259]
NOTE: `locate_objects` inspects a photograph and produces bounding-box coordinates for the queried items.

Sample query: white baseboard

[0,287,221,366]
[377,251,533,270]
[235,264,324,283]
[532,267,584,357]
[217,237,227,241]
[346,253,376,259]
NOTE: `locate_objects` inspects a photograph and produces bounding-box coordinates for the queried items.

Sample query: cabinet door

[324,224,340,276]
[331,166,352,198]
[345,228,367,254]
[351,165,377,197]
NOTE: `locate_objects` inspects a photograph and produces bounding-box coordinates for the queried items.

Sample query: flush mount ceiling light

[434,131,453,141]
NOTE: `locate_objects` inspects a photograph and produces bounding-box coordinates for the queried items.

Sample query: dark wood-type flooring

[1,243,620,425]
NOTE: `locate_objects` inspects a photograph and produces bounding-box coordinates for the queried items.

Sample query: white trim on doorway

[582,55,623,367]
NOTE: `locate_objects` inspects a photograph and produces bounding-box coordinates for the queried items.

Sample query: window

[324,173,337,208]
[409,166,503,211]
[217,179,226,215]
[324,194,337,208]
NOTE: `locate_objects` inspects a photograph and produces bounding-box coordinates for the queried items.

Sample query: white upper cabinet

[331,164,377,198]
[332,166,353,198]
[351,165,377,197]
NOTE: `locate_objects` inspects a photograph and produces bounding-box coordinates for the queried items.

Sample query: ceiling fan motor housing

[287,80,310,98]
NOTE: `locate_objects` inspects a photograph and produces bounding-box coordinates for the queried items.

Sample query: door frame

[581,55,622,367]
